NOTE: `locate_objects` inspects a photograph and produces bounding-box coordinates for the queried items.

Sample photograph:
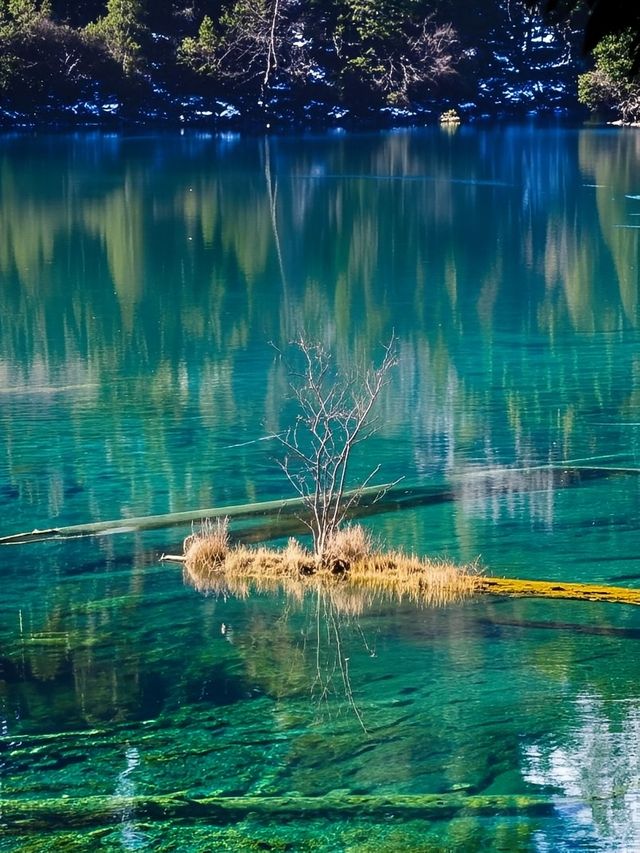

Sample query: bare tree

[374,20,461,105]
[334,9,462,106]
[273,336,398,560]
[178,0,316,102]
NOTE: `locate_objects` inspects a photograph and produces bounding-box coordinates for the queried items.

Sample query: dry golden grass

[325,523,374,562]
[345,549,479,608]
[183,517,229,572]
[183,523,479,612]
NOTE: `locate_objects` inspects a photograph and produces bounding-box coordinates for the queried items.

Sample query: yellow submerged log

[476,576,640,606]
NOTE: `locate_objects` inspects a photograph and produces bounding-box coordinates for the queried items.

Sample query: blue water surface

[2,124,640,850]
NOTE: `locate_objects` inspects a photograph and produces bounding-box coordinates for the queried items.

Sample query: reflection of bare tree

[185,567,376,724]
[308,586,372,730]
[183,557,475,728]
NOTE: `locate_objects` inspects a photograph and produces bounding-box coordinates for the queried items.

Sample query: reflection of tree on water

[186,571,380,729]
[524,692,640,850]
[3,131,640,538]
[308,586,376,730]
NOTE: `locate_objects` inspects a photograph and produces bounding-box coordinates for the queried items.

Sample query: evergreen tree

[578,31,640,123]
[178,13,219,77]
[85,0,146,76]
[2,0,51,28]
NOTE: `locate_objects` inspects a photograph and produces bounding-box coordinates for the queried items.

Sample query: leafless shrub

[272,336,398,559]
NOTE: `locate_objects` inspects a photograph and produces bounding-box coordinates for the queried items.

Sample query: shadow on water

[477,617,640,640]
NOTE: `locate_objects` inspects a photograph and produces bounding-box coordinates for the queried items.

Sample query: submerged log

[476,576,640,606]
[1,791,553,831]
[3,460,637,547]
[0,484,393,546]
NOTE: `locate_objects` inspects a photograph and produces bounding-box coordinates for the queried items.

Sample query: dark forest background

[0,0,637,126]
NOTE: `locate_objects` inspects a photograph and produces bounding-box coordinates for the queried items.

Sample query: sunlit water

[2,125,640,850]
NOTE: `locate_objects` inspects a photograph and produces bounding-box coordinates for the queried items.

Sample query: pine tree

[85,0,145,75]
[178,14,219,76]
[0,0,51,91]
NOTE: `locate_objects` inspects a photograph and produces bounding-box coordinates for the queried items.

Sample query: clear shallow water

[2,125,640,849]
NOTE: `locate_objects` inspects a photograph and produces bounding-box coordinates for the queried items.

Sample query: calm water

[2,125,640,850]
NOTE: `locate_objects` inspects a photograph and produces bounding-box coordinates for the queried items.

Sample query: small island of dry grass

[180,520,479,611]
[173,520,640,611]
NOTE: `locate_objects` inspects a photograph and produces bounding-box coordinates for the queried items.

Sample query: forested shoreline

[0,0,593,128]
[1,1,639,128]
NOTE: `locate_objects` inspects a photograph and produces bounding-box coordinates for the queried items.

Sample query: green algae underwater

[3,125,640,849]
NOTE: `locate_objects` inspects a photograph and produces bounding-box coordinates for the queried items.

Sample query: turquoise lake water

[2,125,640,849]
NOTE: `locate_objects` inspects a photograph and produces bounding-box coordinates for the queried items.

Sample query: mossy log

[2,792,553,831]
[477,576,640,606]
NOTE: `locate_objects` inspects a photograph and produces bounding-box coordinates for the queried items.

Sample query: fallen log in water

[1,791,553,831]
[0,484,394,545]
[476,576,640,606]
[3,460,638,546]
[165,537,640,609]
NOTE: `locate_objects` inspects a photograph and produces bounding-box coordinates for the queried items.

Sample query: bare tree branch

[272,335,398,558]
